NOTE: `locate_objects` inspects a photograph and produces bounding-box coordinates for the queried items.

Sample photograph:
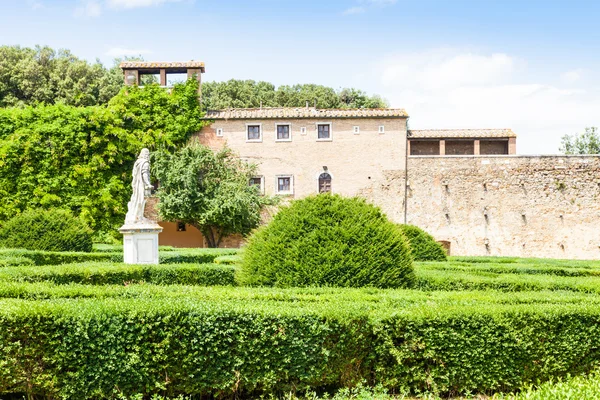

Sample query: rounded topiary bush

[399,224,447,261]
[240,194,415,288]
[0,209,93,252]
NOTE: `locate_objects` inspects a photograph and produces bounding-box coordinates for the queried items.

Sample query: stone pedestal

[119,222,163,264]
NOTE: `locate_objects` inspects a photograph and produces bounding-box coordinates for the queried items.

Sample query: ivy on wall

[0,80,205,236]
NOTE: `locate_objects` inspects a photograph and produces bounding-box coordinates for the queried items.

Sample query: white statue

[125,148,154,224]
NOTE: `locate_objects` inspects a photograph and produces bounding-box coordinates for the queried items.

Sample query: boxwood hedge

[241,194,414,288]
[0,248,239,266]
[0,262,236,286]
[398,224,447,261]
[1,289,600,398]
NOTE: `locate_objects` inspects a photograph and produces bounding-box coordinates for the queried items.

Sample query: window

[378,125,385,134]
[276,124,291,141]
[176,222,186,232]
[300,127,307,135]
[246,124,262,142]
[216,128,223,137]
[317,123,331,140]
[353,126,360,134]
[276,175,293,194]
[318,173,332,193]
[249,176,264,194]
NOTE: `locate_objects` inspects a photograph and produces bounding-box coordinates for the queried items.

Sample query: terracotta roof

[119,61,205,72]
[203,107,408,119]
[408,128,516,139]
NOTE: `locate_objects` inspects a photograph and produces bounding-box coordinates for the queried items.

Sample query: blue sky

[2,0,600,154]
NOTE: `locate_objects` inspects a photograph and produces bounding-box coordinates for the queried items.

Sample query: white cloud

[74,0,102,17]
[105,47,152,57]
[343,0,396,15]
[375,49,600,154]
[106,0,181,9]
[561,68,584,83]
[364,0,397,5]
[27,0,44,10]
[343,6,365,15]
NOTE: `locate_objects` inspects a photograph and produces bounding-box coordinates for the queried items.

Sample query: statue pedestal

[119,222,163,264]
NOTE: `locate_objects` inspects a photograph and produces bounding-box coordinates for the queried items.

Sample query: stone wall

[403,155,600,259]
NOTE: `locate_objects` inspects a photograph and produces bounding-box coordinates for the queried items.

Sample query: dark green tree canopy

[560,127,600,154]
[201,80,389,110]
[0,45,127,107]
[153,142,273,248]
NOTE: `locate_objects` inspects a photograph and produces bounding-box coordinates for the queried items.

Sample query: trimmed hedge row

[0,262,236,286]
[1,290,600,398]
[414,265,600,293]
[0,248,239,266]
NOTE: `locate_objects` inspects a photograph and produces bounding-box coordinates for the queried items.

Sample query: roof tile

[409,128,516,139]
[203,107,408,119]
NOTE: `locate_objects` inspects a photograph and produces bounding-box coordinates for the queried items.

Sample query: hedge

[1,288,600,398]
[0,262,235,286]
[0,208,93,252]
[399,224,447,261]
[0,248,239,266]
[414,265,600,293]
[242,194,414,288]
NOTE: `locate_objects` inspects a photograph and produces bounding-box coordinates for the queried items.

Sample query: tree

[201,79,388,111]
[0,45,127,107]
[152,142,273,248]
[560,127,600,154]
[0,79,204,236]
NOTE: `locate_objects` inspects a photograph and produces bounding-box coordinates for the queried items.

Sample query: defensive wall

[397,155,600,259]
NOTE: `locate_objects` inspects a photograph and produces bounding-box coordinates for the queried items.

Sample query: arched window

[318,172,332,193]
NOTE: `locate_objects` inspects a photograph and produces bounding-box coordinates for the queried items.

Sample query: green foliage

[560,127,600,154]
[153,141,273,247]
[214,254,242,265]
[399,224,447,261]
[1,284,600,398]
[509,371,600,400]
[201,79,388,110]
[0,79,204,234]
[414,257,600,293]
[0,247,238,266]
[0,45,124,107]
[241,194,415,288]
[0,208,93,252]
[0,262,235,286]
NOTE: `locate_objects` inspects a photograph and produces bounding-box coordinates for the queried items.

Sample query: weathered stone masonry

[401,156,600,259]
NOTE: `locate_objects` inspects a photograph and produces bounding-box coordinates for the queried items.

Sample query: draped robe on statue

[125,149,152,224]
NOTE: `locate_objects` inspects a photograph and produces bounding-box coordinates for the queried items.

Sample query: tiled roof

[203,107,408,119]
[119,61,205,71]
[408,128,516,139]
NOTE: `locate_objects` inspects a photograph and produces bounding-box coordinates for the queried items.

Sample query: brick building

[125,62,600,259]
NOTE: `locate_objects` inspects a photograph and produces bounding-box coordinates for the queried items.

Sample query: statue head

[139,148,150,160]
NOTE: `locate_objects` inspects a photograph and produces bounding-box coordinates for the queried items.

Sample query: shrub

[214,255,242,265]
[0,248,239,267]
[0,262,235,286]
[0,209,93,252]
[1,287,600,398]
[241,194,414,288]
[399,224,447,261]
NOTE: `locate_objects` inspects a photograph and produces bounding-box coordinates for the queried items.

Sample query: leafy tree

[0,45,128,107]
[560,127,600,154]
[0,79,204,236]
[153,142,273,248]
[201,79,387,111]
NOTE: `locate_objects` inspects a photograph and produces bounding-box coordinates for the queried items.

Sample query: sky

[1,0,600,154]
